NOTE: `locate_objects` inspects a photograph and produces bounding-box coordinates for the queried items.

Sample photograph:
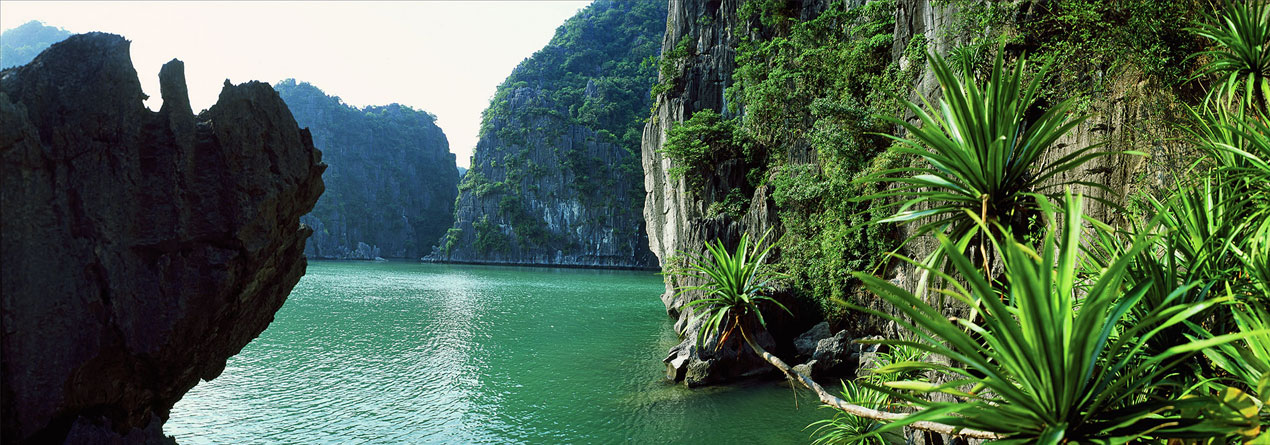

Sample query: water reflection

[169,261,823,444]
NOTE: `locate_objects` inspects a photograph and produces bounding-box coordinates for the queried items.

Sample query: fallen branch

[737,325,1001,440]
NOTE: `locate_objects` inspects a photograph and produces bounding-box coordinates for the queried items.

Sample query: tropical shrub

[1191,0,1270,112]
[667,231,788,346]
[808,380,898,445]
[848,193,1260,443]
[857,48,1115,279]
[659,109,747,197]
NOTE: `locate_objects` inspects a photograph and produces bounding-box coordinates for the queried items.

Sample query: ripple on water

[168,262,825,444]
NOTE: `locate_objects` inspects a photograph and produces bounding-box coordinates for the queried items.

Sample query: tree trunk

[736,325,1001,440]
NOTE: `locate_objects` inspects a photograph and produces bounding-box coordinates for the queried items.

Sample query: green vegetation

[667,231,789,346]
[703,0,922,314]
[937,0,1203,109]
[0,21,71,69]
[274,80,456,258]
[450,0,665,256]
[849,193,1261,442]
[1191,0,1270,112]
[649,35,696,105]
[671,1,1270,441]
[858,48,1113,281]
[472,215,511,255]
[659,109,746,197]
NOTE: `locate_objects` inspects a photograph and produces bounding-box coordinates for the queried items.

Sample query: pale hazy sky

[0,1,595,168]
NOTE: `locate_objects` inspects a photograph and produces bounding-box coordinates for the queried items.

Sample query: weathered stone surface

[794,321,832,358]
[642,0,819,386]
[663,318,778,387]
[1,33,324,443]
[644,0,1182,387]
[428,0,664,269]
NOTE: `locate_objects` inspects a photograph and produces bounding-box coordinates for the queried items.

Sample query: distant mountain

[430,0,664,268]
[1,21,71,69]
[274,80,458,259]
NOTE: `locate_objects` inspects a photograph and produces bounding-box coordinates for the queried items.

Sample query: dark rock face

[793,321,831,358]
[429,0,664,269]
[0,33,324,443]
[274,80,457,260]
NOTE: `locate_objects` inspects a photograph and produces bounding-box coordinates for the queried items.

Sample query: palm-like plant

[1191,299,1270,441]
[847,193,1259,442]
[1199,302,1270,395]
[669,231,789,347]
[858,47,1114,278]
[1191,0,1270,113]
[808,381,899,445]
[673,231,1001,440]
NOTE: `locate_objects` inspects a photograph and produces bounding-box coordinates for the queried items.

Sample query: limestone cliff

[429,0,665,269]
[275,80,457,260]
[643,0,1197,386]
[0,33,324,443]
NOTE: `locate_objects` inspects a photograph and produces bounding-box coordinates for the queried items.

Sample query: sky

[0,1,594,168]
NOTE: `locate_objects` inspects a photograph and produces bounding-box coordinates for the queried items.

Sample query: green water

[168,261,826,443]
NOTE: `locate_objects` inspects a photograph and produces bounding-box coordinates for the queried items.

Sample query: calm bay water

[168,261,825,444]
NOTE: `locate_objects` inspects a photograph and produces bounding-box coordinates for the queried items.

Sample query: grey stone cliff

[642,0,1168,386]
[429,0,665,269]
[0,33,325,443]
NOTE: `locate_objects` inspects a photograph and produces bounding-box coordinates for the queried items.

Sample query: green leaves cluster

[451,0,665,257]
[859,48,1115,276]
[718,0,917,315]
[659,109,746,197]
[830,2,1270,440]
[1192,0,1270,113]
[667,231,789,347]
[940,0,1203,110]
[850,194,1265,443]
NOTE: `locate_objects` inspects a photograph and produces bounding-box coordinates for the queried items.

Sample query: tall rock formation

[0,33,325,443]
[429,0,665,269]
[643,0,1196,386]
[274,80,457,260]
[0,21,71,69]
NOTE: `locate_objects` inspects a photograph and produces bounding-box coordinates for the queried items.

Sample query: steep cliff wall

[643,0,1199,386]
[275,80,457,260]
[0,33,324,443]
[429,0,665,269]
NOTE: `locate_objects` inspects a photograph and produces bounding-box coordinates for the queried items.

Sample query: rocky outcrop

[274,80,457,260]
[0,33,324,443]
[644,0,1191,387]
[428,0,664,269]
[644,0,806,386]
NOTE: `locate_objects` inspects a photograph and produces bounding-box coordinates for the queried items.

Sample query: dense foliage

[661,0,924,314]
[671,0,1270,442]
[859,49,1113,281]
[451,0,665,257]
[0,21,71,69]
[275,80,457,258]
[938,0,1204,109]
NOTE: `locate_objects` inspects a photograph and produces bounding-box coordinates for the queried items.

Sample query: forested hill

[275,80,458,259]
[1,21,71,69]
[429,0,666,268]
